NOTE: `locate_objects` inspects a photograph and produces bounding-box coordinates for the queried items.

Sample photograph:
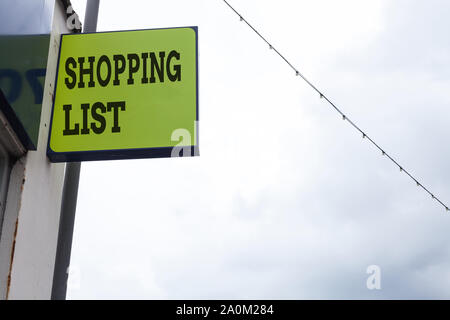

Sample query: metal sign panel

[47,27,198,162]
[0,34,51,149]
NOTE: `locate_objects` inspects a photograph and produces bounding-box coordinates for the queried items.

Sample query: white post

[0,1,71,299]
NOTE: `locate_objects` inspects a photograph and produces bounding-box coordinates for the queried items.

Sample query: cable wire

[222,0,449,212]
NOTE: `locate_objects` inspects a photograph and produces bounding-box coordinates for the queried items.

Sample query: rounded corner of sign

[46,145,55,155]
[47,142,59,155]
[46,147,58,162]
[187,26,198,37]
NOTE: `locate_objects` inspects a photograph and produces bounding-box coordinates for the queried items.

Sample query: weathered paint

[0,159,25,299]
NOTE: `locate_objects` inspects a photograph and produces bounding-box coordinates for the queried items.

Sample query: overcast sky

[67,0,450,299]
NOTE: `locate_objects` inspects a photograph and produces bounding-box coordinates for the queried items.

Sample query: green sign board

[47,27,198,162]
[0,34,50,149]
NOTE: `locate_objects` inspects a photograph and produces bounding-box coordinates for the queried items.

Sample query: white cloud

[67,0,450,299]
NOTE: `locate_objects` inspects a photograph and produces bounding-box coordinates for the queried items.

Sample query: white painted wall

[0,1,70,299]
